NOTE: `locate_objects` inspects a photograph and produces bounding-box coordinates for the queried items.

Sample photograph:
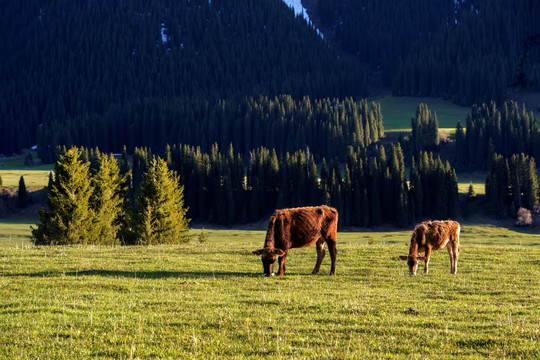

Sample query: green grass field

[0,226,539,358]
[457,171,487,196]
[0,155,53,188]
[373,95,471,131]
[0,220,35,248]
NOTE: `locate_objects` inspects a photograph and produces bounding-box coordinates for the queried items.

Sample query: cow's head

[252,248,285,276]
[399,255,427,275]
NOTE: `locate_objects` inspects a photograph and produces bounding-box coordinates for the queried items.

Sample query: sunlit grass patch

[371,95,470,130]
[0,231,538,358]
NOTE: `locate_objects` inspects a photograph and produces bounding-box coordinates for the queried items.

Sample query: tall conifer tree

[90,154,130,245]
[32,147,94,245]
[134,158,190,245]
[17,176,28,208]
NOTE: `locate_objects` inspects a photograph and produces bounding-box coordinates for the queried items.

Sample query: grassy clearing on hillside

[372,95,470,130]
[457,171,488,196]
[0,155,53,188]
[0,234,538,359]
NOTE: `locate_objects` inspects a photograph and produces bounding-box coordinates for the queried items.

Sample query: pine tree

[485,154,510,217]
[32,147,94,245]
[47,172,54,190]
[466,182,476,201]
[409,157,423,221]
[17,176,28,208]
[454,120,467,169]
[446,164,459,218]
[134,158,190,245]
[90,153,130,245]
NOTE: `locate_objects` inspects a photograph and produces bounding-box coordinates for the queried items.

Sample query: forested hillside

[36,96,383,162]
[0,0,365,156]
[318,0,540,105]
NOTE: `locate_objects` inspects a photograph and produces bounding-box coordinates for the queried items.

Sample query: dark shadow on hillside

[5,269,259,279]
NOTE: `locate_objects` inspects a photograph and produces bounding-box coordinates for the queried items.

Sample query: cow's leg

[311,238,325,274]
[446,243,455,274]
[424,247,432,274]
[326,236,337,275]
[454,244,460,274]
[277,253,288,276]
[448,241,459,274]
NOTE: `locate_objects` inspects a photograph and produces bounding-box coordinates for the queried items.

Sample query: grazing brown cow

[399,220,461,275]
[252,205,338,276]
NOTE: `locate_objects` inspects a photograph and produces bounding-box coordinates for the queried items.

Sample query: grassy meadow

[0,155,52,189]
[0,225,539,359]
[373,95,471,131]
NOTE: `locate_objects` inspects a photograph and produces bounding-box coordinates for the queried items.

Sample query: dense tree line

[0,0,365,156]
[322,0,540,104]
[32,147,189,245]
[127,143,458,227]
[409,152,459,222]
[410,103,440,157]
[454,101,539,170]
[36,96,383,163]
[33,142,460,234]
[485,153,539,217]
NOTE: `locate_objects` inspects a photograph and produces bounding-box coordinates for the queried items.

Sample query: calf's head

[399,255,427,275]
[252,248,285,276]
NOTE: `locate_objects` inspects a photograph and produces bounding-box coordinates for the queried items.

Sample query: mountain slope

[308,0,540,105]
[0,0,365,156]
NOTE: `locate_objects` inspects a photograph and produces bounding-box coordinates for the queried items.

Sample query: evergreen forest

[321,0,540,104]
[1,0,365,156]
[2,0,540,230]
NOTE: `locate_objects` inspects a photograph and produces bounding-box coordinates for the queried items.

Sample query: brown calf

[399,220,461,275]
[252,205,338,276]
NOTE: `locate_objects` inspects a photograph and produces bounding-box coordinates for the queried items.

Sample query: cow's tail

[264,214,277,248]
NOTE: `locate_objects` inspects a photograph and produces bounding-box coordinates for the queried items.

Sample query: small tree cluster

[455,101,538,171]
[32,147,189,245]
[485,153,539,217]
[409,151,459,222]
[410,103,439,157]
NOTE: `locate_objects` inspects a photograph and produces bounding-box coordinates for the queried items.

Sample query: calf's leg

[454,245,460,274]
[424,247,432,274]
[450,242,460,274]
[447,242,456,274]
[311,238,325,274]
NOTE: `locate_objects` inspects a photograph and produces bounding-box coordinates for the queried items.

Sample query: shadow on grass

[6,269,259,278]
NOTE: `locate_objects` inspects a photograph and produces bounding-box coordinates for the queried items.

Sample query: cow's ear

[399,256,408,261]
[417,256,427,261]
[274,249,286,256]
[252,249,264,255]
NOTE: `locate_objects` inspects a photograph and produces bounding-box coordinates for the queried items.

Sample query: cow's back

[279,206,337,249]
[423,220,460,250]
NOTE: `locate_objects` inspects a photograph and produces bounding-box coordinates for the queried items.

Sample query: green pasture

[0,220,35,247]
[457,171,487,196]
[0,225,539,359]
[373,95,470,131]
[0,155,53,188]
